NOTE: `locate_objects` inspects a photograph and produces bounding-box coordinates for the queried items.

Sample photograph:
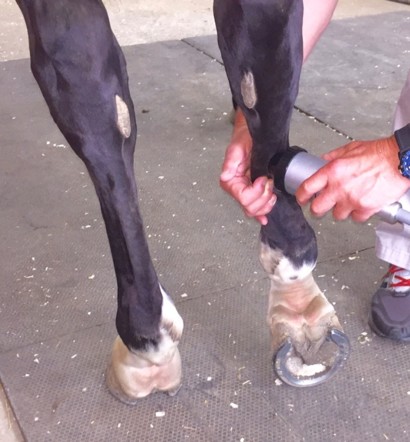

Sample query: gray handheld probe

[268,146,410,225]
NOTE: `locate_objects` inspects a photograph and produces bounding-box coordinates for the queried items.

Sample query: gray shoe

[369,265,410,342]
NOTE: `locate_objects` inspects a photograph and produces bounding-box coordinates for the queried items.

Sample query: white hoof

[106,336,182,405]
[106,286,183,404]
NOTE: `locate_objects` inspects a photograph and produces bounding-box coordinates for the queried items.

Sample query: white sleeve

[302,0,338,61]
[394,69,410,131]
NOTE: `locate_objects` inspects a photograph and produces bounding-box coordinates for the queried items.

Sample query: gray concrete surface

[1,0,408,62]
[0,1,409,441]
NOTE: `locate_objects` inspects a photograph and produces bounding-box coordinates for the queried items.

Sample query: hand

[220,110,276,225]
[296,136,410,222]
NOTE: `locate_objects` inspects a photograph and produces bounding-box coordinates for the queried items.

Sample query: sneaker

[369,265,410,342]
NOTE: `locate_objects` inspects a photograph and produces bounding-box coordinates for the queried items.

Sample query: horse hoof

[273,328,350,387]
[105,362,141,406]
[166,383,182,397]
[105,336,182,404]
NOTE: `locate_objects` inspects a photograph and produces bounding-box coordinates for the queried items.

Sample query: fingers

[243,189,276,222]
[295,168,329,205]
[234,176,276,218]
[333,206,374,223]
[310,194,375,223]
[220,174,276,225]
[239,176,273,206]
[296,164,350,220]
[350,209,375,223]
[299,172,358,221]
[309,191,336,218]
[255,215,269,225]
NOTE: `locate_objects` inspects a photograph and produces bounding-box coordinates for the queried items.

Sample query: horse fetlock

[132,285,183,366]
[259,242,315,284]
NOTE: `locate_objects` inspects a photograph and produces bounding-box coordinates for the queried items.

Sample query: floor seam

[181,37,355,141]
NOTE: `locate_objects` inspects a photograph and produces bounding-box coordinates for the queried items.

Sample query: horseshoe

[273,328,351,387]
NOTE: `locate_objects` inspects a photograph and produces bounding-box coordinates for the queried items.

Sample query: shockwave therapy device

[269,146,410,225]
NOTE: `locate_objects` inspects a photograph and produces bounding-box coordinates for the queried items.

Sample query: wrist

[231,109,252,145]
[395,123,410,179]
[233,108,247,130]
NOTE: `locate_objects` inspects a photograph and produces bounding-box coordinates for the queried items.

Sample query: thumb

[296,168,329,204]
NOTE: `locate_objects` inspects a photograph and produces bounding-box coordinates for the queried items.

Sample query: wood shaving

[286,357,326,377]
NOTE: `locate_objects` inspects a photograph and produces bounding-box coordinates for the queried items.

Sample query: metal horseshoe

[274,328,351,387]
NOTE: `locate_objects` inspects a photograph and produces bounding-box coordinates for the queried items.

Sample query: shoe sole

[368,314,410,343]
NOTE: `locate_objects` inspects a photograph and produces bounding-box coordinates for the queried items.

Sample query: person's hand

[296,136,410,222]
[220,110,276,225]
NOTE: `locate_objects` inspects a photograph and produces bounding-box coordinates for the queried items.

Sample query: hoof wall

[105,337,182,404]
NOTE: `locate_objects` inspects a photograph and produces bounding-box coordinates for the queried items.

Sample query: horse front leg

[214,0,349,386]
[15,0,183,403]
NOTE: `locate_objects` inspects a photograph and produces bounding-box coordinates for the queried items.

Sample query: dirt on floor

[0,1,408,441]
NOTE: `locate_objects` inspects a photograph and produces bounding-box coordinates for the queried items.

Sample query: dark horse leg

[15,0,183,403]
[214,0,345,382]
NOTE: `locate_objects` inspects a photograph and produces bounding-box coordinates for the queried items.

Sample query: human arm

[302,0,338,61]
[295,135,410,222]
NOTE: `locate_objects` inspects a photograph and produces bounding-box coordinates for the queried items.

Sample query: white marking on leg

[132,285,183,366]
[259,242,315,285]
[115,94,131,138]
[241,71,257,109]
[159,284,184,341]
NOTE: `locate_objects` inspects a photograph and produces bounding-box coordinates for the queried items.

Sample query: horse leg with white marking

[214,0,348,385]
[15,0,183,403]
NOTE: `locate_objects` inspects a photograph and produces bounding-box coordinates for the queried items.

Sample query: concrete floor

[1,0,408,62]
[0,1,409,441]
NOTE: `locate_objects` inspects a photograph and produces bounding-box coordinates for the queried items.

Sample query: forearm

[302,0,338,61]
